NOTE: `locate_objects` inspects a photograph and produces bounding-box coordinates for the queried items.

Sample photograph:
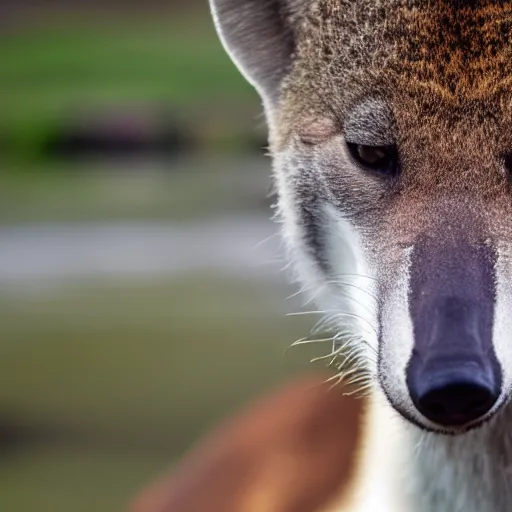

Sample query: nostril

[425,400,445,418]
[416,382,498,426]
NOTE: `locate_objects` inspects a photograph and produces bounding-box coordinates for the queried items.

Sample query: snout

[404,240,503,429]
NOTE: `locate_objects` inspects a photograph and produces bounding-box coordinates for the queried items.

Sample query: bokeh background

[0,2,322,510]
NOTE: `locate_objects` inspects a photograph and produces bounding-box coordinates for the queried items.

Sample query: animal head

[210,0,512,434]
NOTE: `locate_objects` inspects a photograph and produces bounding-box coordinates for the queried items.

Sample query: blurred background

[0,1,322,510]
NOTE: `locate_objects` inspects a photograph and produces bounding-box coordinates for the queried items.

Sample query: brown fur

[130,374,366,512]
[269,1,512,281]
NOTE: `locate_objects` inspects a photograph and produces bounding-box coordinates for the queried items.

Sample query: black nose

[408,362,500,426]
[405,239,503,428]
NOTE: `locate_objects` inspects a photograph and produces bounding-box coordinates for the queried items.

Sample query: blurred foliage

[0,447,171,512]
[0,4,321,512]
[0,10,259,163]
[0,156,271,224]
[0,276,320,511]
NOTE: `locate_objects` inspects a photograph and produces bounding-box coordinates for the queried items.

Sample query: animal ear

[209,0,300,108]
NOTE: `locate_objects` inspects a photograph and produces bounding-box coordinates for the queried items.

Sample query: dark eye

[503,152,512,181]
[346,143,398,177]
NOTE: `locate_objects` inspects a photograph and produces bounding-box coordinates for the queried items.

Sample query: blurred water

[0,216,284,286]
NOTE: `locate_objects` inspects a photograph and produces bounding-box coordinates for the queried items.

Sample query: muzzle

[406,239,502,427]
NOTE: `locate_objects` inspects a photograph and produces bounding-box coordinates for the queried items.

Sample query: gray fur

[209,0,305,106]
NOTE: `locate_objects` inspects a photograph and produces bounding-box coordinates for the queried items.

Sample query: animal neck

[345,394,512,512]
[403,401,512,512]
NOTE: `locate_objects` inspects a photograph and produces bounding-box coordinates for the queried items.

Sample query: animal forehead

[343,96,499,149]
[288,1,512,111]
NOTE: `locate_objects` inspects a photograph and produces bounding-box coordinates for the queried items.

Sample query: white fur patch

[379,247,417,415]
[492,244,512,409]
[321,204,378,353]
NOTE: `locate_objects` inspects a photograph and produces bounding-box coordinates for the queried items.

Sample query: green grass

[0,446,172,512]
[1,15,251,108]
[0,11,258,159]
[0,275,324,511]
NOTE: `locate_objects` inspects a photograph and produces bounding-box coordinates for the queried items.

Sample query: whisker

[344,382,375,398]
[326,373,346,389]
[326,280,378,302]
[287,310,332,317]
[331,273,377,281]
[290,336,334,347]
[324,312,378,334]
[251,232,281,251]
[286,286,310,301]
[311,352,340,363]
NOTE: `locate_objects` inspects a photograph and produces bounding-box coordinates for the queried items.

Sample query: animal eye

[503,152,512,180]
[346,143,398,177]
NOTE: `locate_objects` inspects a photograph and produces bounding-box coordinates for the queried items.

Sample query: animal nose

[406,295,502,428]
[405,238,503,428]
[408,362,500,426]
